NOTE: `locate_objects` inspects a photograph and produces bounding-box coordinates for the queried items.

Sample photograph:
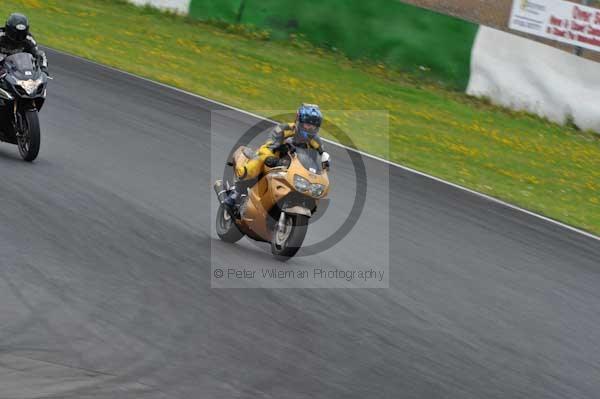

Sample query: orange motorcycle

[214,144,330,260]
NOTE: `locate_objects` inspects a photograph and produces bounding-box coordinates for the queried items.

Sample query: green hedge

[189,0,479,89]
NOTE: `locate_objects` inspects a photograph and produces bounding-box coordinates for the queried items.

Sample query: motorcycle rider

[0,13,48,74]
[224,103,328,213]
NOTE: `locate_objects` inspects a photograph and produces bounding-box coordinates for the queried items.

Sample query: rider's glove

[265,156,289,168]
[264,156,280,168]
[321,152,330,170]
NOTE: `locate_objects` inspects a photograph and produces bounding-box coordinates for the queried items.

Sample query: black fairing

[1,53,47,100]
[0,53,47,143]
[4,53,41,80]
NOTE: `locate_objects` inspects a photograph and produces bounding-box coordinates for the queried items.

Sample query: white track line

[47,47,600,242]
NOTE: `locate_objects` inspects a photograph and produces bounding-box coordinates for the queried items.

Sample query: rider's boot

[222,186,241,217]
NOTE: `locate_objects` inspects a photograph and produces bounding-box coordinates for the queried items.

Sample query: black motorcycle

[0,52,49,162]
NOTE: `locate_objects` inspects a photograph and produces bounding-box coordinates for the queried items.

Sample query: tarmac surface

[0,49,599,398]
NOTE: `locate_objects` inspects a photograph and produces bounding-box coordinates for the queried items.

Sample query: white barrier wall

[467,26,600,131]
[128,0,190,14]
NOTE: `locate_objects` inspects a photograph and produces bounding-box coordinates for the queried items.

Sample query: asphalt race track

[0,49,599,399]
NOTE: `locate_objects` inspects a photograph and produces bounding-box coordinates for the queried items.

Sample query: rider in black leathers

[0,13,48,74]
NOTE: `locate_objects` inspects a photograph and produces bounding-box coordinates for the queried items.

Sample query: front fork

[13,103,24,136]
[12,100,36,138]
[277,212,286,233]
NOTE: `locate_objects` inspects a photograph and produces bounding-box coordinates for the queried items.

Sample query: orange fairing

[285,157,329,198]
[216,144,331,257]
[237,155,329,241]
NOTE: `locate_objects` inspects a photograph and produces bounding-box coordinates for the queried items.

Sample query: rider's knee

[242,159,262,180]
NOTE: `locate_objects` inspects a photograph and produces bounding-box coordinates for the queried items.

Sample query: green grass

[2,0,599,235]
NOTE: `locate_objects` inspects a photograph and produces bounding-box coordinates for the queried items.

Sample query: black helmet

[5,13,29,42]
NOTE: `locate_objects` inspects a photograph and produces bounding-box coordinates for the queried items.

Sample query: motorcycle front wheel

[17,110,41,162]
[271,214,308,261]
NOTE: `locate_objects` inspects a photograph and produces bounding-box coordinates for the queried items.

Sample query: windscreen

[295,147,323,174]
[4,53,37,79]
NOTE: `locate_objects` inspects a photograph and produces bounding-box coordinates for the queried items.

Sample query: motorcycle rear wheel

[18,110,41,162]
[216,204,244,243]
[271,214,308,261]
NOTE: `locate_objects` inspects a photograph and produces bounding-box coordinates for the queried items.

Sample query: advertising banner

[510,0,600,52]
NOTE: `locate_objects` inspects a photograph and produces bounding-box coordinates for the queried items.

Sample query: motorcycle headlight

[293,175,310,192]
[16,78,43,95]
[310,184,325,198]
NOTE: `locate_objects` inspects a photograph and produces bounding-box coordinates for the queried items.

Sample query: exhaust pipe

[214,180,227,203]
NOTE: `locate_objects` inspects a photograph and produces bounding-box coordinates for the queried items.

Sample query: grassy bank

[188,0,478,89]
[2,0,599,235]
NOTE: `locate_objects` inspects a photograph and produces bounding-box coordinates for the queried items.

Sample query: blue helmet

[296,103,322,141]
